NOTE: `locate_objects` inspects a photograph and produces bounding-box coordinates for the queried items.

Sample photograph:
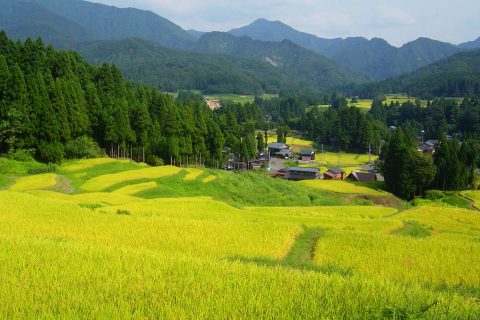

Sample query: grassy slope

[1,158,479,318]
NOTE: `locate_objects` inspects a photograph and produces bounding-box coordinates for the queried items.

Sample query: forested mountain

[459,37,480,49]
[77,37,308,94]
[230,19,463,80]
[0,0,196,49]
[193,32,369,89]
[34,0,195,49]
[0,0,96,48]
[0,32,258,165]
[356,50,480,98]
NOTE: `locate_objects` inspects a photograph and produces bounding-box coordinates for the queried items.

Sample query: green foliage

[0,174,12,188]
[65,136,104,159]
[145,155,164,167]
[0,33,232,166]
[433,139,469,191]
[27,164,57,175]
[383,129,435,199]
[358,50,480,98]
[395,221,431,238]
[6,149,35,162]
[425,190,445,201]
[37,141,64,164]
[0,157,51,176]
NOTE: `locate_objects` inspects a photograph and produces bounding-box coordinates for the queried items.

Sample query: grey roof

[349,171,377,182]
[418,143,435,152]
[268,142,289,149]
[300,148,314,155]
[288,167,319,173]
[276,149,292,155]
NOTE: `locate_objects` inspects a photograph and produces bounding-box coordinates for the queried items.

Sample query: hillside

[77,37,312,94]
[194,32,370,89]
[230,19,463,80]
[0,0,96,48]
[358,49,480,98]
[0,157,479,318]
[0,0,196,49]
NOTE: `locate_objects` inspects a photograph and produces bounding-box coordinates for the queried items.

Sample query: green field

[350,98,373,110]
[1,158,479,318]
[206,93,278,104]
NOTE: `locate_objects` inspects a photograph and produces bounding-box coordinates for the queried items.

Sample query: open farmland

[0,158,479,318]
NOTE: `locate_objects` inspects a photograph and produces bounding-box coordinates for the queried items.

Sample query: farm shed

[348,171,378,182]
[323,168,346,180]
[285,167,319,181]
[300,148,315,161]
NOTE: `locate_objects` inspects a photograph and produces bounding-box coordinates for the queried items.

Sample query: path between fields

[52,174,74,193]
[457,194,480,212]
[228,227,352,275]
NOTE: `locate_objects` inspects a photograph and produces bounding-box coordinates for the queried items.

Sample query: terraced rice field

[299,180,385,195]
[8,173,58,191]
[316,152,377,165]
[350,98,372,110]
[461,190,480,209]
[1,158,479,318]
[81,166,182,191]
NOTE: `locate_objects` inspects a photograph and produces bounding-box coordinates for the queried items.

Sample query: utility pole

[368,143,372,164]
[321,144,324,164]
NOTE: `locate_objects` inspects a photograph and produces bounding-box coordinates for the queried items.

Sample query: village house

[268,142,292,159]
[300,148,315,161]
[418,140,440,155]
[323,168,346,180]
[285,167,319,181]
[348,171,378,182]
[268,142,289,154]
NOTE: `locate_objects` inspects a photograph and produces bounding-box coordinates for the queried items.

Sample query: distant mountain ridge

[357,49,480,98]
[229,19,464,80]
[0,0,96,48]
[459,37,480,49]
[0,0,478,96]
[77,37,295,94]
[193,32,369,89]
[0,0,196,49]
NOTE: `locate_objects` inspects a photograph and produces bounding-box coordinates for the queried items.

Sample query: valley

[0,0,479,318]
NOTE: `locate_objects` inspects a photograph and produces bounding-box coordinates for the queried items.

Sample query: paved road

[268,158,288,172]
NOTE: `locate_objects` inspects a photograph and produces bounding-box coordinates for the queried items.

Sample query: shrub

[145,155,164,167]
[37,141,64,164]
[6,149,35,162]
[65,136,105,159]
[424,190,445,201]
[27,163,57,174]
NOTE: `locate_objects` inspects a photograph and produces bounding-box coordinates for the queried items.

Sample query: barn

[323,168,346,180]
[285,167,319,181]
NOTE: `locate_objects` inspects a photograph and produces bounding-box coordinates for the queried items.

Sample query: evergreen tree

[256,132,265,152]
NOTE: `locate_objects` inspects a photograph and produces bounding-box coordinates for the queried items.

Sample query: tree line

[0,33,257,165]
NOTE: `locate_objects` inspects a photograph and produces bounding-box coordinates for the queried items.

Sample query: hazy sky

[92,0,480,46]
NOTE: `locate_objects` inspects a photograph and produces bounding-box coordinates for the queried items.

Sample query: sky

[92,0,480,46]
